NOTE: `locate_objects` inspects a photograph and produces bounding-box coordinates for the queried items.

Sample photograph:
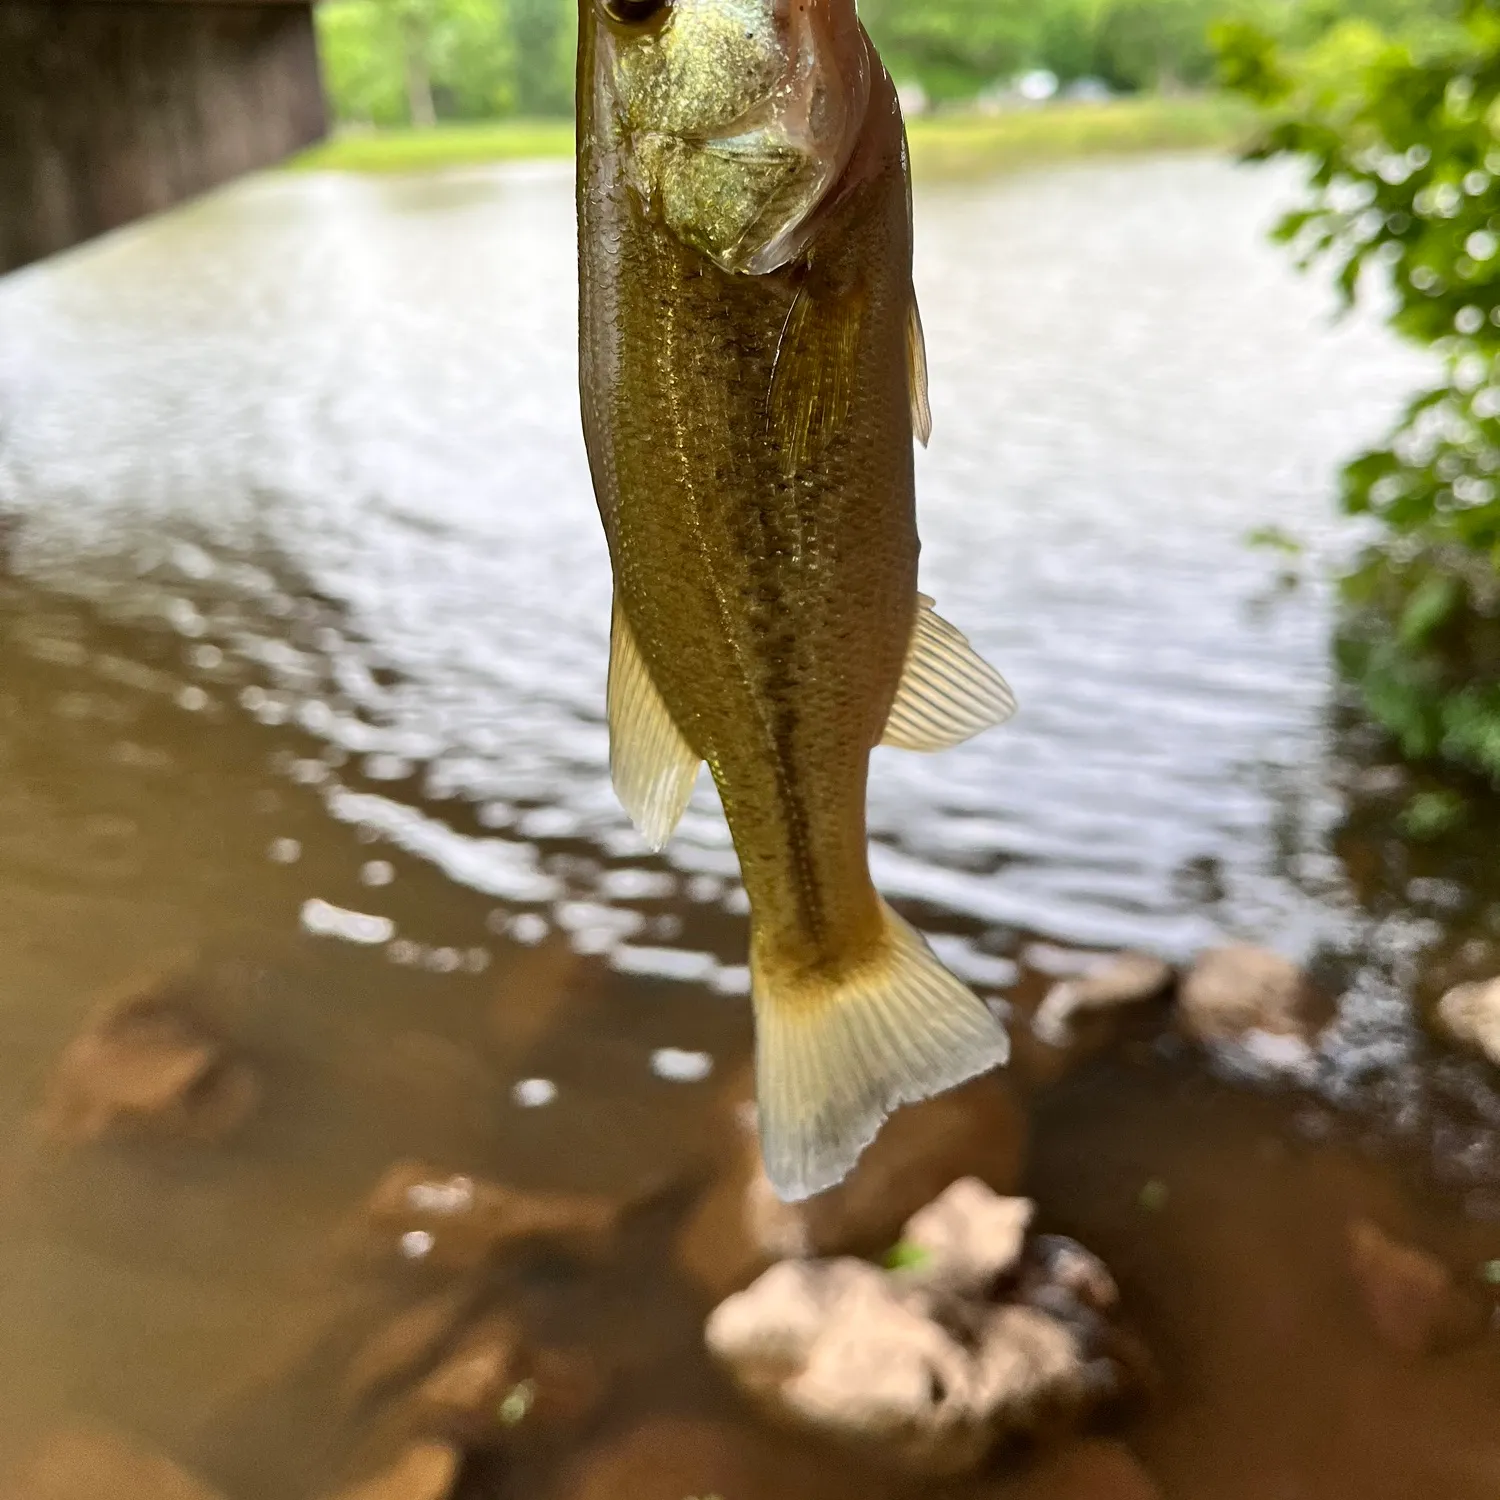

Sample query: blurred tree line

[315,0,1454,128]
[1221,0,1500,803]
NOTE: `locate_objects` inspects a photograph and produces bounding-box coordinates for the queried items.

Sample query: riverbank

[290,93,1256,178]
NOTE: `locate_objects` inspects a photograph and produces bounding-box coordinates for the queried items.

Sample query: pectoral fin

[881,594,1017,752]
[769,277,865,475]
[608,596,700,851]
[907,298,932,447]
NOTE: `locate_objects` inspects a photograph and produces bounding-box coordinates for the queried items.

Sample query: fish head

[588,0,872,274]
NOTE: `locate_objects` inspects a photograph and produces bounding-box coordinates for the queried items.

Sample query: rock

[706,1256,1099,1477]
[1435,978,1500,1066]
[409,1313,526,1444]
[356,1160,624,1272]
[895,1178,1034,1298]
[39,973,259,1146]
[520,1344,609,1439]
[554,1416,869,1500]
[324,1441,460,1500]
[1346,1219,1484,1357]
[1020,1235,1119,1314]
[1031,953,1174,1048]
[994,1439,1163,1500]
[676,1068,1027,1301]
[342,1283,484,1409]
[1177,946,1327,1046]
[970,1304,1092,1434]
[407,1313,607,1449]
[5,1424,229,1500]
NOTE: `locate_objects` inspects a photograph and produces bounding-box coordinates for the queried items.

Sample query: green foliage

[318,0,410,127]
[1220,0,1500,785]
[315,0,1459,125]
[316,0,565,125]
[883,1240,934,1271]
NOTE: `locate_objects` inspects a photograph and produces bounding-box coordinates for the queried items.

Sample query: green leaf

[883,1241,933,1271]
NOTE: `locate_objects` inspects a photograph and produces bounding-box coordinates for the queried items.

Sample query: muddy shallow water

[0,151,1497,1497]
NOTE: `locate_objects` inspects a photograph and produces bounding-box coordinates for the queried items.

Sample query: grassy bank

[290,94,1255,177]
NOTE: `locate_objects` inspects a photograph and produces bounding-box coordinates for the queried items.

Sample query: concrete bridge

[1,0,327,275]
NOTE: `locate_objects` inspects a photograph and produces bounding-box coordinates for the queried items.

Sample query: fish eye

[601,0,670,23]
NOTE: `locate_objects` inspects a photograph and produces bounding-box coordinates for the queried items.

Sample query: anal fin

[881,594,1016,752]
[608,596,700,851]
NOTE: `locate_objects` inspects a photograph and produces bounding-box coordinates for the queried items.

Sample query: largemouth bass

[576,0,1016,1201]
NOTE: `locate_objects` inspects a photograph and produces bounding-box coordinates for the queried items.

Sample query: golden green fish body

[582,74,913,970]
[577,0,1013,1201]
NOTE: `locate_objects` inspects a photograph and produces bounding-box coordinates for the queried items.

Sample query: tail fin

[752,900,1010,1203]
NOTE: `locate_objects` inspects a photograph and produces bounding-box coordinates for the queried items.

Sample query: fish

[575,0,1017,1201]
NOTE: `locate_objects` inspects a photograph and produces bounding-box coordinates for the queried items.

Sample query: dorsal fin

[608,595,700,850]
[882,595,1016,752]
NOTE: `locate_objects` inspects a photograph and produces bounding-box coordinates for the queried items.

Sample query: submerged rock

[408,1312,528,1444]
[554,1416,872,1500]
[1435,978,1500,1066]
[706,1181,1129,1477]
[1031,953,1174,1049]
[986,1439,1163,1499]
[1346,1219,1484,1357]
[1019,1235,1119,1315]
[355,1160,625,1272]
[342,1282,486,1410]
[676,1067,1027,1301]
[406,1313,606,1450]
[1178,946,1327,1046]
[40,972,258,1146]
[324,1441,460,1500]
[8,1424,228,1500]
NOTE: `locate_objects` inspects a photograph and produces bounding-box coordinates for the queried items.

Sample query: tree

[317,0,517,125]
[1218,1,1500,785]
[511,0,574,116]
[861,0,1047,99]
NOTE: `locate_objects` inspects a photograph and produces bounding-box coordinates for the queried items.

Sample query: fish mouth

[616,0,872,276]
[708,1,871,273]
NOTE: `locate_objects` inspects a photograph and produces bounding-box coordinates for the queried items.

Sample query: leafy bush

[1220,0,1500,784]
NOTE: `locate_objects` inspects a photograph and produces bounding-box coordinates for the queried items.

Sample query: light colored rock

[1346,1219,1484,1357]
[1032,953,1174,1047]
[40,974,258,1146]
[1436,978,1500,1066]
[6,1424,228,1500]
[325,1441,459,1500]
[785,1272,987,1473]
[706,1253,1096,1477]
[1178,946,1326,1044]
[970,1305,1089,1433]
[897,1178,1034,1297]
[705,1258,881,1387]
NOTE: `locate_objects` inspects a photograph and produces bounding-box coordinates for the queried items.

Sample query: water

[0,152,1496,1498]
